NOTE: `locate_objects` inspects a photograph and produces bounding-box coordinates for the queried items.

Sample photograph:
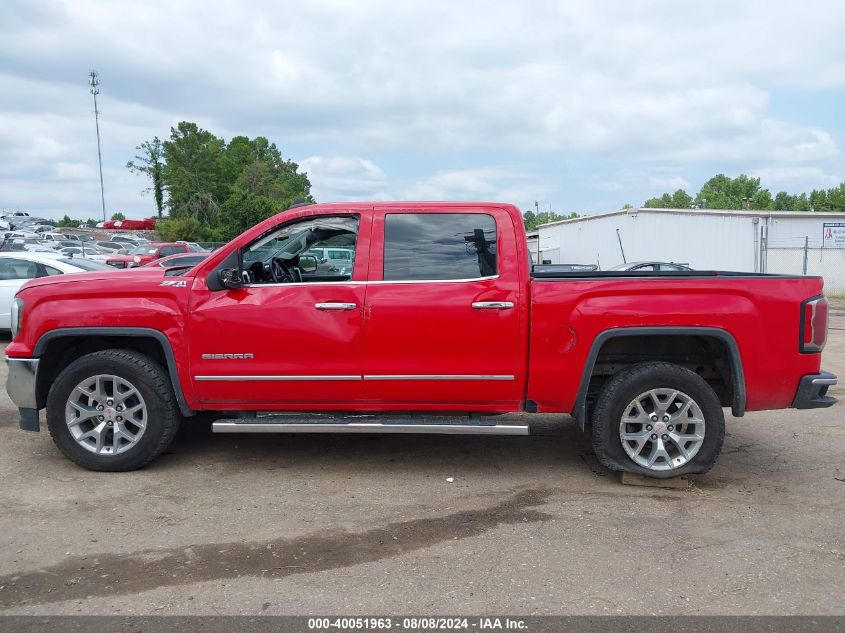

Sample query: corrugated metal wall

[538,210,755,270]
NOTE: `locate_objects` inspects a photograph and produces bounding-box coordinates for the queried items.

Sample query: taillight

[800,295,828,353]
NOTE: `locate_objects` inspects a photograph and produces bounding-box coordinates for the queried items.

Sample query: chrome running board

[212,414,529,435]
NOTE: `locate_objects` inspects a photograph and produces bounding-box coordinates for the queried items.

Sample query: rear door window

[383,213,497,281]
[0,258,39,280]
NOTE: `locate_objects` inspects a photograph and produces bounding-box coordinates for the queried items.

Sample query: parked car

[96,241,130,253]
[4,202,836,476]
[77,235,95,242]
[0,239,61,254]
[142,252,209,269]
[304,246,354,275]
[3,230,39,240]
[533,263,599,273]
[105,242,190,268]
[180,242,209,253]
[40,233,68,243]
[110,234,150,244]
[59,245,111,262]
[607,261,692,272]
[0,253,111,329]
[51,240,84,250]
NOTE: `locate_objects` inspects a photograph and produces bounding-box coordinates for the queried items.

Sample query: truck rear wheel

[46,349,180,471]
[591,362,724,478]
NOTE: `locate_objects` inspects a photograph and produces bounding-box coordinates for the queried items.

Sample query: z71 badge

[160,280,188,287]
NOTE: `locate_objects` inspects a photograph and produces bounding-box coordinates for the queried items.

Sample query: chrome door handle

[472,301,514,309]
[315,302,358,310]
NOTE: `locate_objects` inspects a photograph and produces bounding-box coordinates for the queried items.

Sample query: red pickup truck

[5,202,837,477]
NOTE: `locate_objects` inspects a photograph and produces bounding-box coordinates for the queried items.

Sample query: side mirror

[218,267,243,289]
[299,255,318,273]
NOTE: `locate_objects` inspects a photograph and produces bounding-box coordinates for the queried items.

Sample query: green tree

[162,122,227,216]
[773,191,797,210]
[794,193,812,211]
[828,183,845,210]
[157,216,203,242]
[750,189,773,210]
[111,212,125,221]
[218,190,281,239]
[522,209,537,230]
[126,137,165,218]
[696,174,762,209]
[56,214,80,228]
[810,189,830,211]
[522,210,578,231]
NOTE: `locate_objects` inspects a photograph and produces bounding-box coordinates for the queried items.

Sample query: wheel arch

[573,327,746,430]
[34,327,193,416]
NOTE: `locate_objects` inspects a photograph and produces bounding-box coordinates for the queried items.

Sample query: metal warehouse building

[537,208,845,294]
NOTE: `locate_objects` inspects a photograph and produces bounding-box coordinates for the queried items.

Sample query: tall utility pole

[89,70,106,221]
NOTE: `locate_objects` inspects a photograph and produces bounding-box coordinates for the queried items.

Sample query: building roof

[538,207,845,228]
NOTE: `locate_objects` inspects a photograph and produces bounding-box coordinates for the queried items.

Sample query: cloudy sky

[1,0,844,220]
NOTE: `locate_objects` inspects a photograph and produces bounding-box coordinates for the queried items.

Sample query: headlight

[133,256,141,263]
[10,297,24,338]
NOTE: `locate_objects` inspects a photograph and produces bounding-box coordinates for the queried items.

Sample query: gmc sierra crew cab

[5,202,837,477]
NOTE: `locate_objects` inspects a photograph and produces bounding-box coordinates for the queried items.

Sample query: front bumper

[6,357,40,431]
[792,371,838,409]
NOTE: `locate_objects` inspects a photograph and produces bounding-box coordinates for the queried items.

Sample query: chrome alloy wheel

[65,374,148,455]
[619,388,705,472]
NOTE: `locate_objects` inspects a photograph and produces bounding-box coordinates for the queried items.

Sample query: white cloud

[648,175,691,191]
[751,166,843,192]
[0,0,843,216]
[299,156,548,207]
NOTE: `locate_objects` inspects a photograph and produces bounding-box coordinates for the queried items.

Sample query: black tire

[591,362,725,478]
[46,349,181,471]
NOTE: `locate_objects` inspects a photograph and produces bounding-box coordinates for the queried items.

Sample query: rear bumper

[792,371,838,409]
[5,357,40,431]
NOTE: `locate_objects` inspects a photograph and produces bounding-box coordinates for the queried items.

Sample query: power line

[89,70,106,222]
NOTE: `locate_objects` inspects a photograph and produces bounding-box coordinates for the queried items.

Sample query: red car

[5,202,837,476]
[105,242,189,268]
[141,252,209,269]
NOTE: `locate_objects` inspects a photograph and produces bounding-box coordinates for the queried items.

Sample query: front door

[362,208,525,410]
[188,212,369,407]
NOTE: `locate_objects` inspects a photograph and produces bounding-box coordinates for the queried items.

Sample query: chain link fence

[765,238,845,296]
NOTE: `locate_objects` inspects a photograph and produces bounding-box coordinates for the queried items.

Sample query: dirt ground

[0,305,843,616]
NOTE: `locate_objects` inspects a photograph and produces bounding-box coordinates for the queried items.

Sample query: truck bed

[530,266,809,280]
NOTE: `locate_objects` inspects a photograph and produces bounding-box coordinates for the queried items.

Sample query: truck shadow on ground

[165,415,601,478]
[0,487,553,609]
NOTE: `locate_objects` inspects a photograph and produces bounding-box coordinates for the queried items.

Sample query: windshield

[131,245,159,255]
[59,258,113,271]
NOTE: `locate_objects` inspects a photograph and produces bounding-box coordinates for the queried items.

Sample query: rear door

[362,207,525,410]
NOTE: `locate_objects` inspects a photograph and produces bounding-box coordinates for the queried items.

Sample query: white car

[40,233,67,242]
[59,245,112,262]
[110,234,149,244]
[2,238,61,254]
[0,252,113,329]
[3,230,39,240]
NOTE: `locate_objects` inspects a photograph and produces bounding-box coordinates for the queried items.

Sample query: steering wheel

[270,257,302,283]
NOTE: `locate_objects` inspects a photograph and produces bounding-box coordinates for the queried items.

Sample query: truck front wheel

[46,349,181,471]
[591,362,725,478]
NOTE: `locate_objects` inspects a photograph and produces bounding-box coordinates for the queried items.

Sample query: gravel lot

[0,304,843,616]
